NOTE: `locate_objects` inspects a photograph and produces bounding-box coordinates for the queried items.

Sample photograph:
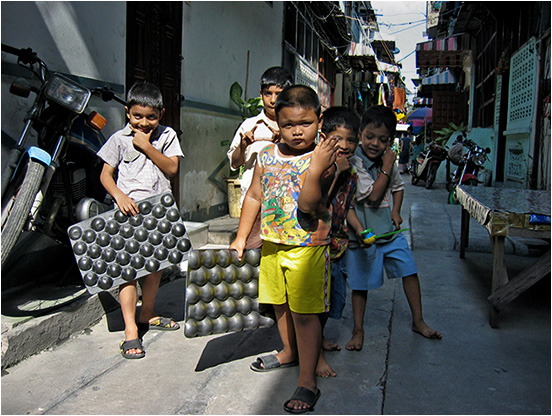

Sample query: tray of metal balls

[68,192,191,294]
[184,249,275,338]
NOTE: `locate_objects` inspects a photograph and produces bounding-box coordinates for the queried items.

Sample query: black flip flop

[250,354,299,372]
[120,339,145,359]
[283,387,321,414]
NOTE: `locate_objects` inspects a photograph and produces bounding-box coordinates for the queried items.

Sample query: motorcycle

[409,143,448,189]
[1,44,126,267]
[446,138,491,204]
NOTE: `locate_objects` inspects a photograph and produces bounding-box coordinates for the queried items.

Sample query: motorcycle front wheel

[410,160,420,185]
[425,164,438,189]
[1,159,46,266]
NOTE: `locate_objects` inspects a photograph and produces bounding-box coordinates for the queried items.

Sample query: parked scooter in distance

[410,142,448,189]
[447,137,491,204]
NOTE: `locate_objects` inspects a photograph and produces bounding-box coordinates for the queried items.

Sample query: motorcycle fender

[461,173,478,183]
[27,146,52,166]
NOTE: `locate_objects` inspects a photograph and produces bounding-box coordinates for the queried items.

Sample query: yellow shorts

[259,241,330,314]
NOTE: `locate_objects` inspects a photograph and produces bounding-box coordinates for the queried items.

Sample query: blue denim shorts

[329,255,347,319]
[346,234,417,290]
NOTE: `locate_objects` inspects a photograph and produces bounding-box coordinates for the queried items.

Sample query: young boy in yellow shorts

[230,85,338,413]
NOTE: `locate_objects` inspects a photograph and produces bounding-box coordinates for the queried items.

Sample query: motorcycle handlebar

[1,44,42,65]
[91,86,127,106]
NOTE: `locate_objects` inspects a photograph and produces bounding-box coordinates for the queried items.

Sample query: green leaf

[230,82,244,106]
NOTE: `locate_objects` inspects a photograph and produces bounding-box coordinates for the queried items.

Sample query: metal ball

[220,298,237,316]
[215,282,230,301]
[140,243,154,257]
[73,241,87,255]
[166,208,180,222]
[82,230,96,243]
[229,281,245,299]
[121,267,137,282]
[83,272,98,287]
[91,217,106,232]
[92,260,107,274]
[191,302,206,320]
[152,205,165,218]
[87,244,102,259]
[107,263,122,278]
[78,257,92,271]
[185,285,199,305]
[96,232,111,247]
[171,223,186,237]
[110,236,125,250]
[160,193,174,207]
[153,246,168,261]
[102,248,117,262]
[138,201,152,215]
[177,238,191,253]
[134,227,148,242]
[244,280,258,298]
[131,255,145,269]
[244,311,261,329]
[189,269,207,285]
[125,239,140,254]
[157,219,172,234]
[208,265,223,284]
[168,250,183,264]
[116,251,131,266]
[239,264,254,283]
[145,258,160,272]
[119,223,134,238]
[212,315,229,333]
[68,226,82,240]
[215,250,231,267]
[148,231,163,246]
[105,220,120,235]
[187,250,201,269]
[199,284,215,302]
[228,314,244,332]
[143,216,158,230]
[98,275,113,290]
[236,297,253,315]
[202,250,215,268]
[206,299,222,318]
[198,317,214,336]
[223,266,237,283]
[114,210,128,223]
[244,249,261,267]
[162,234,177,249]
[128,214,143,227]
[230,250,244,266]
[184,320,197,338]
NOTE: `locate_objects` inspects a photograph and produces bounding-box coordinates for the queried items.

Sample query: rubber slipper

[250,354,298,372]
[146,317,180,331]
[120,339,145,359]
[283,387,321,414]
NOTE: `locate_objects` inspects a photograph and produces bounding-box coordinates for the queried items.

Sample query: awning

[416,34,469,69]
[422,69,458,85]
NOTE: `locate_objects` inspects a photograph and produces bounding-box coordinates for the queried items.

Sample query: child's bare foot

[322,336,341,351]
[345,329,364,351]
[412,320,442,339]
[316,351,337,378]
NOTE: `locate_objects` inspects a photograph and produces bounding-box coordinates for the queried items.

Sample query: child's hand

[310,133,338,176]
[335,153,351,174]
[115,194,139,217]
[229,238,246,260]
[391,211,403,230]
[131,127,153,152]
[258,119,280,143]
[382,144,396,167]
[240,124,258,149]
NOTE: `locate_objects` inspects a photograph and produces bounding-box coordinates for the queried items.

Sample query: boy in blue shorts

[230,85,338,413]
[316,107,364,378]
[346,105,441,351]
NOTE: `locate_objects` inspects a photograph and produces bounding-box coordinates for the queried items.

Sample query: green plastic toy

[360,228,409,245]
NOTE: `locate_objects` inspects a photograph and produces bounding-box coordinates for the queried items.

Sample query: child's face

[360,123,392,159]
[326,126,358,159]
[277,106,321,155]
[126,104,165,135]
[261,85,284,121]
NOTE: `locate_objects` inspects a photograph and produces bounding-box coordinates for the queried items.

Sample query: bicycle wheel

[1,160,45,266]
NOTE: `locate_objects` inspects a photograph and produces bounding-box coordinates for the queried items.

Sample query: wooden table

[456,186,551,327]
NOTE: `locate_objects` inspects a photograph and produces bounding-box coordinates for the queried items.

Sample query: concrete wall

[1,1,284,221]
[179,1,284,220]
